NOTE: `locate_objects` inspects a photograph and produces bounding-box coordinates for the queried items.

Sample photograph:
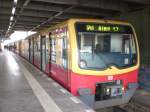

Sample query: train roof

[39,18,132,33]
[46,18,132,29]
[68,18,132,25]
[22,18,133,40]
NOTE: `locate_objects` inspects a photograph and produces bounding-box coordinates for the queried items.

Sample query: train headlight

[80,60,87,68]
[106,88,111,95]
[122,87,124,91]
[106,88,110,93]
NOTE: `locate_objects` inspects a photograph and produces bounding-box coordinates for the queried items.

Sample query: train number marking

[108,76,113,80]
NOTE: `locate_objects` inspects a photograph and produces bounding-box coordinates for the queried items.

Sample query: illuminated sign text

[86,25,120,32]
[76,23,133,34]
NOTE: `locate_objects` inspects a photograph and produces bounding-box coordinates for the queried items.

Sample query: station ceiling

[0,0,150,38]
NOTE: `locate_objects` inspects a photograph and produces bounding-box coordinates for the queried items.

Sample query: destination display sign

[76,23,133,33]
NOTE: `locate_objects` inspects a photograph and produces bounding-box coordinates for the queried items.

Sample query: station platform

[0,50,95,112]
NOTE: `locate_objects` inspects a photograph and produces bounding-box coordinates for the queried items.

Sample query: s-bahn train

[11,19,139,108]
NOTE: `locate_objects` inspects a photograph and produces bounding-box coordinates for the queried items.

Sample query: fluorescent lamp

[9,22,12,26]
[10,16,13,21]
[14,0,18,4]
[12,7,16,15]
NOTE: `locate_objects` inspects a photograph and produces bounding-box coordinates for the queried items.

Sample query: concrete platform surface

[0,51,95,112]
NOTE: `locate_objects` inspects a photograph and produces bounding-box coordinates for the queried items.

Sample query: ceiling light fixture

[14,0,18,4]
[9,22,12,26]
[10,16,14,21]
[12,7,16,15]
[5,0,18,38]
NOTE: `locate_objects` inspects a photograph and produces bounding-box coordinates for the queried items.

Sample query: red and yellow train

[11,19,139,108]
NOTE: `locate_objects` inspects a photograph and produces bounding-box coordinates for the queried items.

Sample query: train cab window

[130,35,136,54]
[76,23,137,70]
[123,37,130,54]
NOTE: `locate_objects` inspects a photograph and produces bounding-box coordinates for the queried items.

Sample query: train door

[50,27,70,88]
[58,36,69,86]
[19,41,22,55]
[29,39,31,62]
[25,40,29,60]
[50,37,56,76]
[34,36,41,68]
[41,36,46,71]
[45,36,50,74]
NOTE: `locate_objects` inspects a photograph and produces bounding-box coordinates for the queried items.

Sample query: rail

[96,99,150,112]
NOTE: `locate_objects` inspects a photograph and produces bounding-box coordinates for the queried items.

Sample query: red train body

[11,19,140,108]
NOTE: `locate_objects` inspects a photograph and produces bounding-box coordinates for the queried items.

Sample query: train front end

[69,19,139,108]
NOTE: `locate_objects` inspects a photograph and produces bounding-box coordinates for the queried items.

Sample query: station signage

[76,23,133,33]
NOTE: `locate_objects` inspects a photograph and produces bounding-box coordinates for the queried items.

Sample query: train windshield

[76,23,137,70]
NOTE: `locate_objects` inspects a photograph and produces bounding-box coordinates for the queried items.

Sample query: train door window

[46,36,50,64]
[62,37,68,69]
[57,38,63,66]
[34,38,37,65]
[27,40,29,60]
[29,39,31,61]
[34,38,38,53]
[34,37,41,67]
[41,36,46,71]
[58,37,68,69]
[45,35,50,73]
[29,38,34,63]
[50,38,56,63]
[24,40,28,59]
[38,37,41,68]
[58,27,68,69]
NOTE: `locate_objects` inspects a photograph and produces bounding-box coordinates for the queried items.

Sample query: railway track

[123,100,150,112]
[96,100,150,112]
[113,106,127,112]
[96,106,127,112]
